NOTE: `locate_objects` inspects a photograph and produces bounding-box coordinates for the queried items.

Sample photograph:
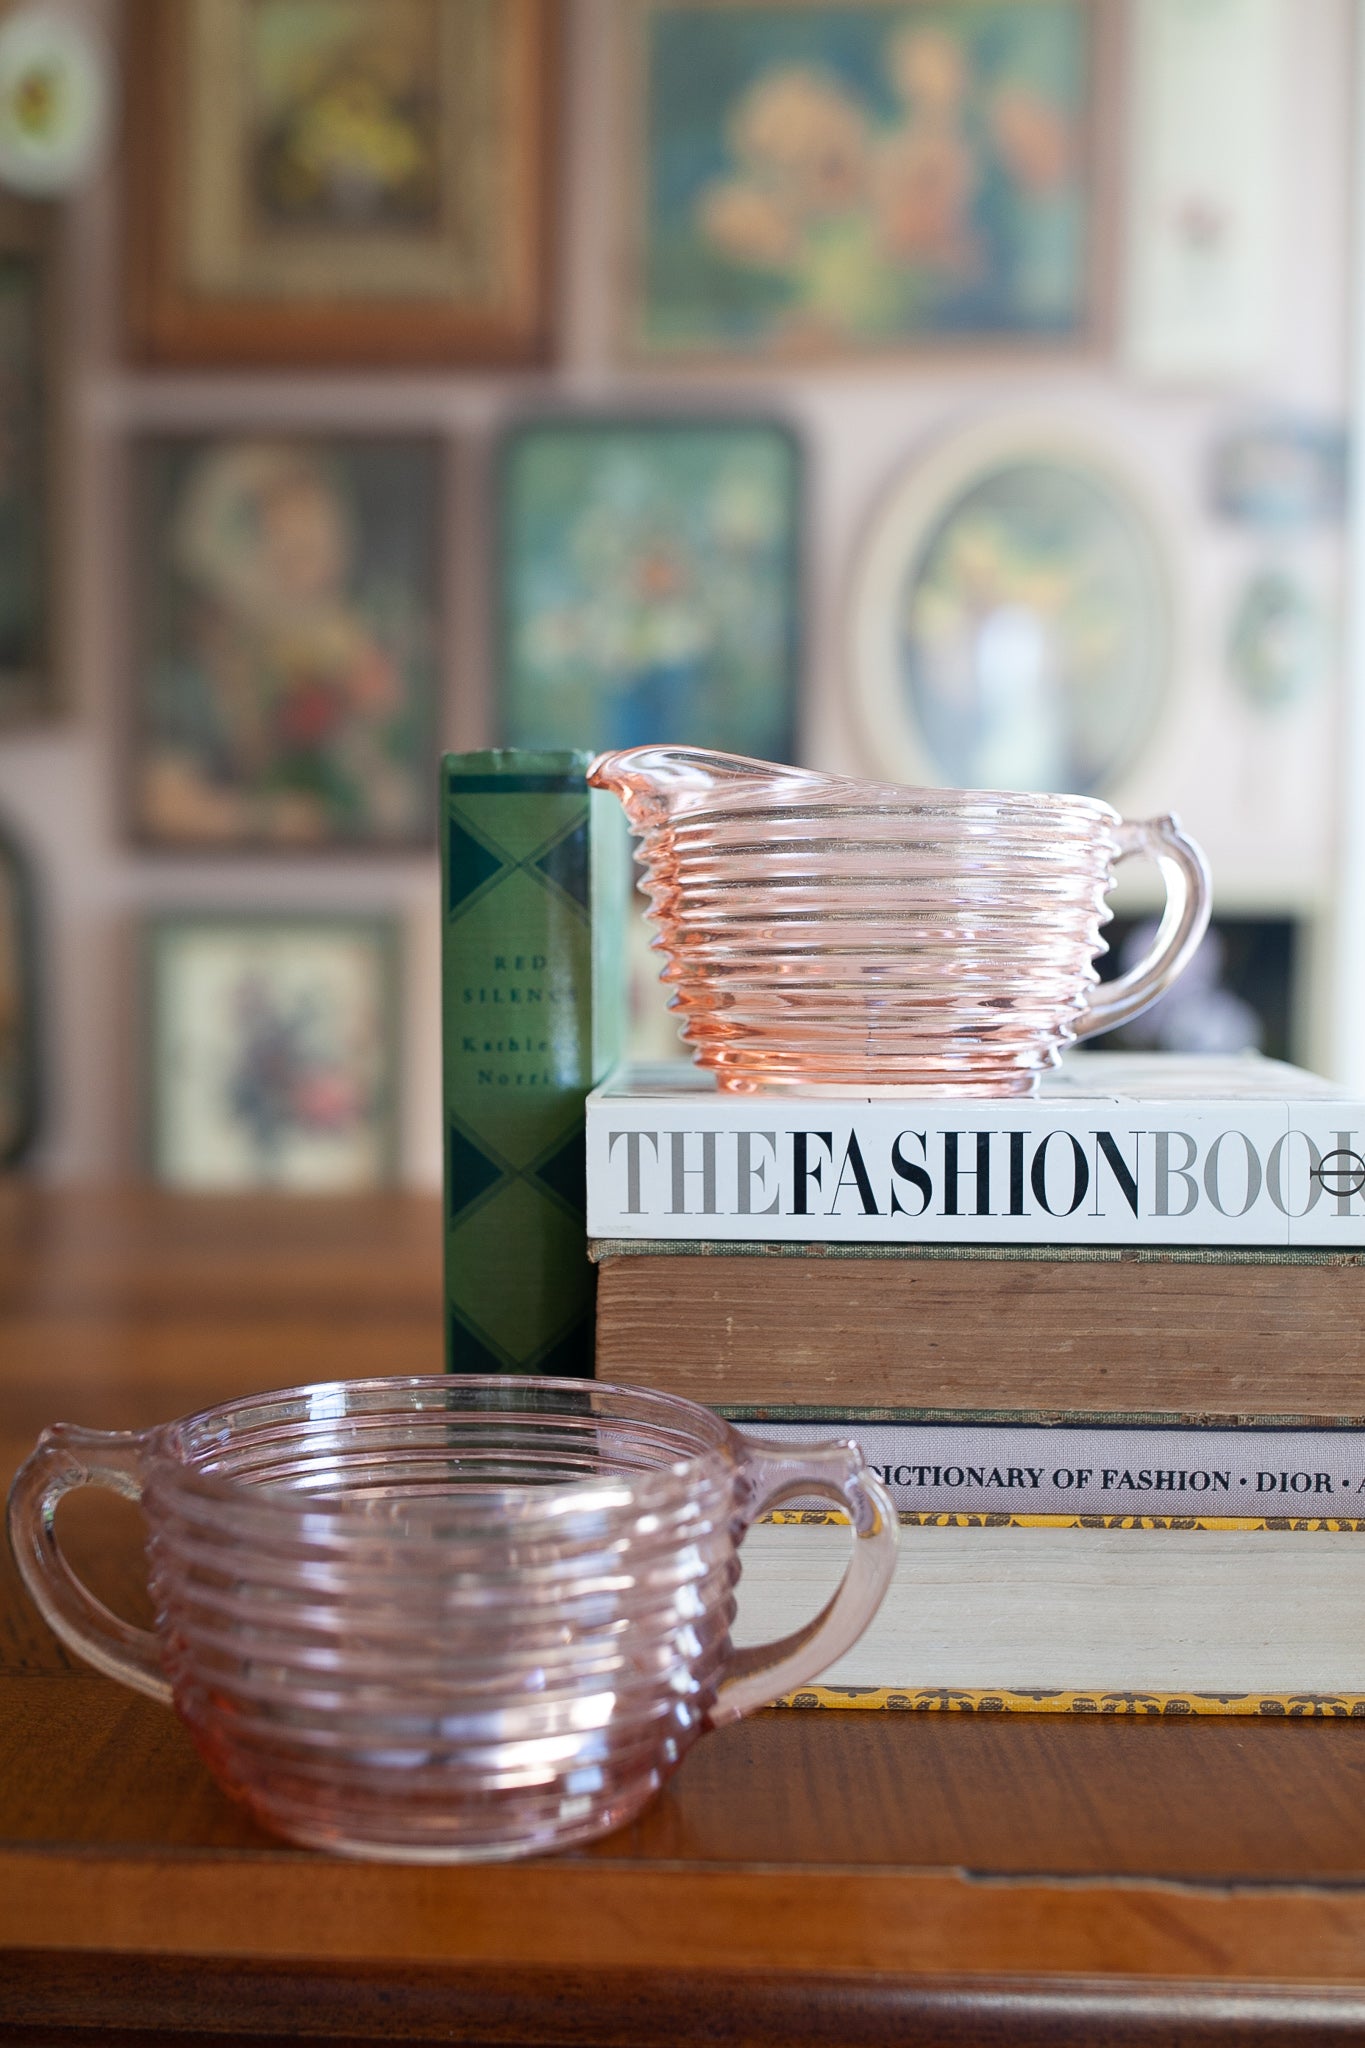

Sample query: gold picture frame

[124,0,558,366]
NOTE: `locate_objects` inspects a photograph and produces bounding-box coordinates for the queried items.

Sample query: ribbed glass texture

[144,1381,744,1859]
[590,748,1211,1096]
[8,1376,897,1862]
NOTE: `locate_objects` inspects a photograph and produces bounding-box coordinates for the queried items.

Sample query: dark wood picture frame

[0,191,60,727]
[123,0,559,367]
[125,428,445,855]
[0,817,40,1168]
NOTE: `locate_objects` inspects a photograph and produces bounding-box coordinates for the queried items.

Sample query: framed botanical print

[124,0,557,365]
[144,912,401,1190]
[849,416,1173,799]
[0,193,56,726]
[497,417,801,759]
[0,816,38,1167]
[129,432,441,852]
[624,0,1106,364]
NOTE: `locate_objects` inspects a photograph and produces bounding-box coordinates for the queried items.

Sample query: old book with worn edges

[590,1236,1365,1424]
[441,750,624,1375]
[586,1053,1365,1247]
[589,1054,1365,1714]
[594,1209,1365,1713]
[682,1412,1365,1520]
[734,1512,1365,1715]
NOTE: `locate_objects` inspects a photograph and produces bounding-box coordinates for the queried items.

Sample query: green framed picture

[626,0,1100,362]
[129,432,441,851]
[144,912,401,1190]
[497,417,801,759]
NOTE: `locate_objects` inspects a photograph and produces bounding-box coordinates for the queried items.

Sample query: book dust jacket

[442,751,624,1374]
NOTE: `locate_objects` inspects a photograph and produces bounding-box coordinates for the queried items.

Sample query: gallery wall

[0,0,1352,1186]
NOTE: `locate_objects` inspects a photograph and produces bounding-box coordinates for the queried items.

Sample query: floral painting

[499,419,800,758]
[131,434,439,849]
[146,914,399,1189]
[244,0,444,232]
[632,0,1093,357]
[128,0,553,366]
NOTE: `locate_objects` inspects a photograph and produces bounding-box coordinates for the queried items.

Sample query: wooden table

[5,1188,1365,2045]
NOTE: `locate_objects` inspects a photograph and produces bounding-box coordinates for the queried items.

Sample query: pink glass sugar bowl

[589,747,1212,1097]
[8,1374,896,1863]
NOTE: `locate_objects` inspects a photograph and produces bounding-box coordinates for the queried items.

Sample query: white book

[733,1519,1365,1707]
[730,1418,1365,1519]
[585,1052,1365,1248]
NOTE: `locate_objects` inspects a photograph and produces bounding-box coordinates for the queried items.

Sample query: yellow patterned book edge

[765,1509,1365,1532]
[759,1511,1365,1714]
[774,1686,1365,1717]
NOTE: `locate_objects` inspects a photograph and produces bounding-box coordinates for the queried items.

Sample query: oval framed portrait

[848,418,1176,799]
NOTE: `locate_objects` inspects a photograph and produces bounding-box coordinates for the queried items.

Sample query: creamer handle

[1078,815,1212,1040]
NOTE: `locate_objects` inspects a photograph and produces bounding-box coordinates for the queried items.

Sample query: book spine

[586,1095,1365,1248]
[441,751,624,1374]
[726,1415,1365,1519]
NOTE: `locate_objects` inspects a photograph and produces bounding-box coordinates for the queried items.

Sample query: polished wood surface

[6,1187,1365,2044]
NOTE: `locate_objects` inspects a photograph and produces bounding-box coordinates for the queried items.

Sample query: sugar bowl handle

[710,1433,898,1725]
[1076,814,1212,1041]
[7,1423,170,1702]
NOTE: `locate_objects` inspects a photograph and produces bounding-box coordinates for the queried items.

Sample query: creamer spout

[587,745,816,807]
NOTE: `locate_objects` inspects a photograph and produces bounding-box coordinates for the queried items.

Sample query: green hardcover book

[442,751,625,1375]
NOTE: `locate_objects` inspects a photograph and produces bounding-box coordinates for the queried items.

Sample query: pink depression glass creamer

[589,747,1212,1096]
[7,1375,897,1863]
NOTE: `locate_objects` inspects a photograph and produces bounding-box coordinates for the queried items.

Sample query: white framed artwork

[846,414,1177,802]
[1121,0,1287,383]
[144,912,402,1190]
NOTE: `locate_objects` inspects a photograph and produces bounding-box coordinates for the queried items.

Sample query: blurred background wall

[0,0,1353,1187]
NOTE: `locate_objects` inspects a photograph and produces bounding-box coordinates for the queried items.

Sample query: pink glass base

[716,1074,1046,1098]
[186,1716,676,1864]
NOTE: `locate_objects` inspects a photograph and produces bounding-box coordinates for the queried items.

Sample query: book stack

[586,1054,1365,1714]
[437,752,1365,1713]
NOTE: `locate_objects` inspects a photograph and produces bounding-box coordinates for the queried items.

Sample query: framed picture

[124,0,557,366]
[1228,567,1327,712]
[129,432,441,852]
[144,912,401,1190]
[0,818,39,1167]
[1210,419,1348,531]
[1121,0,1283,382]
[624,0,1106,364]
[1089,914,1299,1063]
[497,417,801,759]
[848,416,1173,798]
[0,193,57,726]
